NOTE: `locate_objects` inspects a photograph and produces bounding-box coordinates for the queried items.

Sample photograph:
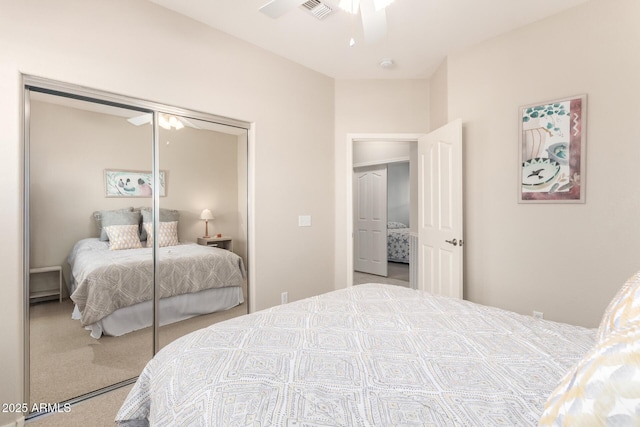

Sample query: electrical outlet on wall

[281,292,288,305]
[533,311,544,320]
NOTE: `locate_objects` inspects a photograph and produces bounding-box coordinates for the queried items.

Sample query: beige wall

[158,124,242,250]
[4,0,635,423]
[447,0,640,327]
[0,0,335,424]
[333,79,429,287]
[429,59,448,130]
[29,100,242,291]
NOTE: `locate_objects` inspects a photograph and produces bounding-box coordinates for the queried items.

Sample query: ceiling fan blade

[178,117,201,130]
[360,0,387,43]
[127,114,152,126]
[259,0,307,18]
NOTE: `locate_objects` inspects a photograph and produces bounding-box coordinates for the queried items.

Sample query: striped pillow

[596,271,640,343]
[143,221,179,248]
[104,224,143,250]
[539,321,640,426]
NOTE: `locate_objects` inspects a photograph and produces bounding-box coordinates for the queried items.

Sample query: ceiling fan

[127,113,201,130]
[259,0,394,44]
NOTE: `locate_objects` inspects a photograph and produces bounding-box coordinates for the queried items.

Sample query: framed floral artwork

[518,94,587,203]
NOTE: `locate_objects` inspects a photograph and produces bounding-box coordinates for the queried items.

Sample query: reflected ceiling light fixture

[127,113,200,130]
[349,37,356,47]
[159,113,184,130]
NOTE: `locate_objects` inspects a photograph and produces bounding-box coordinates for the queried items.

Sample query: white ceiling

[149,0,589,79]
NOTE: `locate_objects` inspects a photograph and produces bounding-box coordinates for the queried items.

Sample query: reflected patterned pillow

[539,321,640,426]
[93,207,136,241]
[143,221,179,248]
[596,271,640,343]
[139,208,180,241]
[104,224,143,250]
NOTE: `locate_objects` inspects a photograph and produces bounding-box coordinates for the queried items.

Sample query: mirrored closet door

[24,78,250,416]
[156,115,249,349]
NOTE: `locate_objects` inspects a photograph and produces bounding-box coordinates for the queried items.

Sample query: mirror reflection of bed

[27,89,249,409]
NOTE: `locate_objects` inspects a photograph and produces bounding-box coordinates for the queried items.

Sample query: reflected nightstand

[197,236,233,251]
[29,266,63,303]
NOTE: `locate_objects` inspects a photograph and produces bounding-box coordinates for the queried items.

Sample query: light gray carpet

[28,283,248,416]
[354,261,410,287]
[27,384,133,427]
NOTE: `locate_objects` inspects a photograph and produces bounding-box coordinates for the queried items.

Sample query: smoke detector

[379,58,395,69]
[301,0,334,20]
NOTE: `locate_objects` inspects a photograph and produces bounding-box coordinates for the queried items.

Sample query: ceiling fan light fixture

[159,113,184,130]
[339,0,360,14]
[159,114,171,130]
[373,0,394,11]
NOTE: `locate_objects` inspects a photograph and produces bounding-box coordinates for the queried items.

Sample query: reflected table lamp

[200,209,215,238]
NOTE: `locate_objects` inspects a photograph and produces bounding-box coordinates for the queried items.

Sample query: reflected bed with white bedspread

[116,283,595,426]
[68,238,245,338]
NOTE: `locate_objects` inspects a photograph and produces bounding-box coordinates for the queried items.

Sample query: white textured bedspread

[69,238,245,326]
[116,284,595,426]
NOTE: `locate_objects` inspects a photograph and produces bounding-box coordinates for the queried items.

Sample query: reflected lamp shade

[200,209,214,238]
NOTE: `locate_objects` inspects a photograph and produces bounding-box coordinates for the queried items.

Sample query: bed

[387,221,410,263]
[68,238,245,339]
[114,275,640,426]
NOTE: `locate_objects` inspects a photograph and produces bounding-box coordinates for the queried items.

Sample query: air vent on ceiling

[300,0,334,20]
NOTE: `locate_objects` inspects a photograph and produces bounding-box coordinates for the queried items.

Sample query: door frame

[345,133,425,287]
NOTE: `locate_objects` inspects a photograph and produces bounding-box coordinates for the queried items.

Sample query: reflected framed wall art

[518,94,587,203]
[104,170,166,197]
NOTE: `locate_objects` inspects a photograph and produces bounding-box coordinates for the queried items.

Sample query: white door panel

[354,165,388,276]
[418,119,463,298]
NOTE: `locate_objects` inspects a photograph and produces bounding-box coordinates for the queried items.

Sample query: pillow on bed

[139,208,180,241]
[387,221,407,229]
[143,221,179,248]
[539,321,640,426]
[93,208,138,241]
[596,271,640,343]
[103,224,143,250]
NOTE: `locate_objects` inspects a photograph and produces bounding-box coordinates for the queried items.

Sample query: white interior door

[418,119,463,298]
[354,165,388,276]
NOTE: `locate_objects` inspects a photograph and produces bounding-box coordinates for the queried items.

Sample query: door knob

[445,238,458,246]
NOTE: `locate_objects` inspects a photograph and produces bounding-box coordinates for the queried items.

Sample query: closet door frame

[22,75,252,416]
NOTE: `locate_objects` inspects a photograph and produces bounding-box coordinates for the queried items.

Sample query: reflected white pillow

[104,224,143,250]
[143,221,179,248]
